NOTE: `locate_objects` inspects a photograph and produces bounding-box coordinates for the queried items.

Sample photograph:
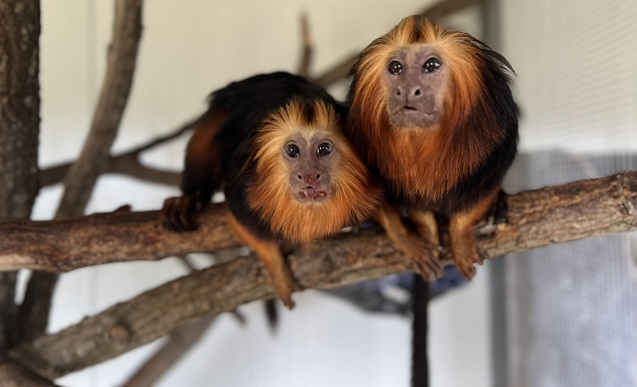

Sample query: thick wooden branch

[1,172,635,273]
[0,0,41,350]
[0,203,237,272]
[5,172,637,379]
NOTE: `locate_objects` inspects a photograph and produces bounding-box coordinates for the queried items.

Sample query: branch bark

[0,0,41,349]
[121,316,215,387]
[1,172,636,272]
[5,172,637,379]
[0,353,59,387]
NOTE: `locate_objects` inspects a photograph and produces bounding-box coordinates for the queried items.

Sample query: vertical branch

[57,0,144,218]
[296,12,313,78]
[18,0,144,343]
[0,0,41,349]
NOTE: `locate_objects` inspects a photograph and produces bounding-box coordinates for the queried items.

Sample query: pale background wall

[35,1,492,387]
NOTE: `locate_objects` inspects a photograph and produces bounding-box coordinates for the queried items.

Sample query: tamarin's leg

[408,210,440,251]
[227,214,298,309]
[449,189,500,280]
[375,205,442,280]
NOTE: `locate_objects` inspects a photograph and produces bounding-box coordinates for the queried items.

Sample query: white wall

[35,1,493,386]
[501,0,637,154]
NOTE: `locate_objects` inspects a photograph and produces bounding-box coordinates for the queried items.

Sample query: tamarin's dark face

[383,45,449,129]
[283,135,336,203]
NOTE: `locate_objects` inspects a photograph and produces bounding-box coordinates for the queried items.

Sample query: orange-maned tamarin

[162,72,381,308]
[346,16,519,279]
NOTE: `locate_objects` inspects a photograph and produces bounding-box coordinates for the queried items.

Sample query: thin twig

[296,12,313,78]
[40,118,196,188]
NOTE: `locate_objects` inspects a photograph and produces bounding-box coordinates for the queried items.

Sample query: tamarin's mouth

[390,106,436,127]
[295,188,328,202]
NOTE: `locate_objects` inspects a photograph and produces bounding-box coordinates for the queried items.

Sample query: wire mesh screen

[503,153,637,387]
[499,0,637,386]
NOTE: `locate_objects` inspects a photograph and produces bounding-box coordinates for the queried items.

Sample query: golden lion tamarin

[162,72,381,308]
[346,16,519,279]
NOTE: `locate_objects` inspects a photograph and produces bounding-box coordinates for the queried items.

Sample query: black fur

[180,72,347,240]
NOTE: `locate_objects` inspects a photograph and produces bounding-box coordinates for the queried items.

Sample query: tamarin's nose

[394,85,423,99]
[297,173,321,187]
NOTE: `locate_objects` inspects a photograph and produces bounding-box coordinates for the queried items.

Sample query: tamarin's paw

[454,252,482,280]
[273,282,296,310]
[161,195,198,231]
[395,235,443,281]
[404,242,443,281]
[413,255,444,282]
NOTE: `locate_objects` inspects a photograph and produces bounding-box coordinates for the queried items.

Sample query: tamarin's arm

[374,205,442,280]
[227,212,298,309]
[162,106,228,231]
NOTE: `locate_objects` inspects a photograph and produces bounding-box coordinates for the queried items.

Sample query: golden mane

[347,16,509,202]
[246,99,380,243]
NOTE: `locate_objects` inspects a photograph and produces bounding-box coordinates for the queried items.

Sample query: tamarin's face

[383,44,450,130]
[283,134,335,203]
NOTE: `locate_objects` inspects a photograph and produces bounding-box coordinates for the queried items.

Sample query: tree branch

[121,316,215,387]
[39,118,196,188]
[296,12,313,78]
[1,172,635,272]
[0,0,41,349]
[5,172,637,379]
[0,353,59,387]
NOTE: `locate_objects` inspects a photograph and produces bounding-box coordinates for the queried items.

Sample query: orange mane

[246,100,381,243]
[347,16,514,203]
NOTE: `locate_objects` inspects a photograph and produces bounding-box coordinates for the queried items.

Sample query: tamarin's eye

[285,143,300,158]
[423,57,441,73]
[317,142,333,157]
[387,60,403,75]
